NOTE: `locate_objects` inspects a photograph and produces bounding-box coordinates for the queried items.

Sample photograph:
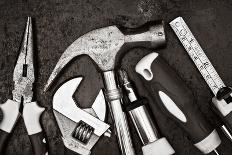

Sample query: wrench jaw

[53,77,110,154]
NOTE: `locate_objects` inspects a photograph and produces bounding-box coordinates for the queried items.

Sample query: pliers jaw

[12,17,34,104]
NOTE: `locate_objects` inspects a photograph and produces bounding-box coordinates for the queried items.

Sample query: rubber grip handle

[29,132,47,155]
[224,112,232,132]
[23,102,48,155]
[0,99,20,154]
[135,53,214,143]
[0,129,10,154]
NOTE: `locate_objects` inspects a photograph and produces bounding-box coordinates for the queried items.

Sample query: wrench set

[0,16,232,155]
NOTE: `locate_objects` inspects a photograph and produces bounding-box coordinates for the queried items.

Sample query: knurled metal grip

[104,88,122,102]
[102,71,135,155]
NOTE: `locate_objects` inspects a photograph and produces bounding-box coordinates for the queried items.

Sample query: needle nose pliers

[0,17,48,155]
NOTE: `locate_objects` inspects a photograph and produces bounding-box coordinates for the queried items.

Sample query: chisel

[135,52,221,154]
[170,17,232,142]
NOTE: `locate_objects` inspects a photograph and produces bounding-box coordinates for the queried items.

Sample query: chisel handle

[0,99,20,154]
[135,52,221,154]
[23,101,48,155]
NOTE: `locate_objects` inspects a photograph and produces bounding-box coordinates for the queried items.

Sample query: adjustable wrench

[53,77,110,155]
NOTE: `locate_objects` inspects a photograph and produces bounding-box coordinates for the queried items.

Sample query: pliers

[0,17,48,155]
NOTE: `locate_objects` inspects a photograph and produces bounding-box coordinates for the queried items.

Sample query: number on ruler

[170,17,226,96]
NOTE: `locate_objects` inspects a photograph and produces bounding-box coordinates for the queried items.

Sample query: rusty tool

[0,17,48,155]
[44,21,166,155]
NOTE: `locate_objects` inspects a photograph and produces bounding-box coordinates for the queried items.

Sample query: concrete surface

[0,0,232,154]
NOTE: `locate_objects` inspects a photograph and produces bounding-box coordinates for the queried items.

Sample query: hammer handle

[103,71,135,155]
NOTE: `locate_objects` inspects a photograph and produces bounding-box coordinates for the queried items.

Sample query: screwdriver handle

[0,99,20,154]
[23,101,48,155]
[135,52,221,154]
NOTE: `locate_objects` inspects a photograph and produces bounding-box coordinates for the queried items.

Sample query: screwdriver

[135,52,221,154]
[119,69,175,155]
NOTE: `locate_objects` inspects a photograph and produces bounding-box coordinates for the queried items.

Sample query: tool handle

[29,132,47,155]
[0,130,10,154]
[103,71,135,155]
[142,137,175,155]
[23,102,48,155]
[224,112,232,132]
[0,99,20,154]
[136,52,221,154]
[212,96,232,134]
[125,98,159,144]
[123,21,166,49]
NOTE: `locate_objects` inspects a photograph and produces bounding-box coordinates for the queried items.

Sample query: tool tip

[24,16,33,40]
[213,149,220,155]
[27,16,32,21]
[44,84,49,92]
[26,17,32,27]
[118,69,129,84]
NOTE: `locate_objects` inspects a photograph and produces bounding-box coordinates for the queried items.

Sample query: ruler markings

[170,17,225,96]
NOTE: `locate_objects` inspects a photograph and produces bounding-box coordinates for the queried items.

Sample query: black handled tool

[0,17,48,155]
[170,17,232,142]
[135,52,221,154]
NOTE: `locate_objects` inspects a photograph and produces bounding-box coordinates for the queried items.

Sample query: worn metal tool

[44,21,166,155]
[119,69,175,155]
[170,17,232,142]
[53,77,111,155]
[136,52,221,154]
[0,17,47,155]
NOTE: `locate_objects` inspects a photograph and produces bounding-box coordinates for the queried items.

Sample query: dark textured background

[0,0,232,154]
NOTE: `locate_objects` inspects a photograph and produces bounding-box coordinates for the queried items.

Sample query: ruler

[169,17,225,96]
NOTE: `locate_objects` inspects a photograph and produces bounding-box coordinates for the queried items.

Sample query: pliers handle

[0,100,47,155]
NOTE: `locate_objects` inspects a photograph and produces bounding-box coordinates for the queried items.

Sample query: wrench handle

[103,71,135,155]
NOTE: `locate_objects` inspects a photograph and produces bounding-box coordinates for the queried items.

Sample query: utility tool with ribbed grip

[136,52,221,154]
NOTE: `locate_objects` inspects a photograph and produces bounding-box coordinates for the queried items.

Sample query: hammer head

[44,22,165,91]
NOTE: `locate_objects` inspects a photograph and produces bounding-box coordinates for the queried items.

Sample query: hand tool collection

[0,15,232,155]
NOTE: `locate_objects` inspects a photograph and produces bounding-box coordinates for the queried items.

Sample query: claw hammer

[44,21,166,155]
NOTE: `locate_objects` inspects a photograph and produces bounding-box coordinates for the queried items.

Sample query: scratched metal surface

[0,0,232,155]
